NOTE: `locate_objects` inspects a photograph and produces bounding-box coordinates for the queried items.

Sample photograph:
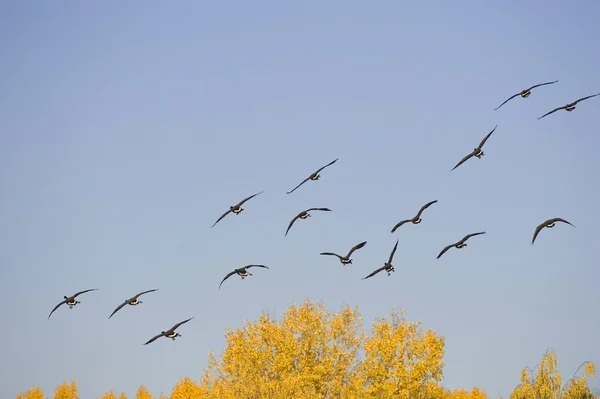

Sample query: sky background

[1,1,599,398]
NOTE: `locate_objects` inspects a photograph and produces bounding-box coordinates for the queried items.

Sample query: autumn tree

[510,349,598,399]
[16,386,45,399]
[54,380,79,399]
[99,390,127,399]
[135,385,153,399]
[169,377,206,399]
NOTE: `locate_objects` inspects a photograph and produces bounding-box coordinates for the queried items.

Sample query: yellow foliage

[135,385,153,399]
[53,380,79,399]
[169,377,206,399]
[16,386,45,399]
[98,390,128,399]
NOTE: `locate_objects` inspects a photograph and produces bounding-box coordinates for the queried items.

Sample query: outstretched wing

[236,191,263,207]
[170,317,194,332]
[72,288,98,298]
[526,79,559,91]
[537,105,566,120]
[210,209,233,228]
[391,219,411,233]
[314,158,339,174]
[320,252,343,260]
[387,239,399,264]
[144,333,164,345]
[463,231,486,242]
[347,241,367,257]
[477,125,497,149]
[305,207,332,212]
[133,289,159,299]
[436,243,455,259]
[415,200,438,219]
[450,152,475,171]
[286,176,312,195]
[47,299,67,320]
[572,93,599,105]
[286,159,338,194]
[493,92,521,111]
[285,213,302,237]
[531,223,545,245]
[245,264,269,270]
[108,301,128,319]
[550,217,575,228]
[219,270,238,289]
[361,265,387,280]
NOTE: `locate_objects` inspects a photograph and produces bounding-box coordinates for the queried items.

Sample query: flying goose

[320,241,367,265]
[450,126,497,172]
[437,232,486,259]
[286,158,338,194]
[538,93,600,120]
[391,200,438,233]
[210,191,263,228]
[47,289,98,320]
[108,289,158,319]
[493,80,559,111]
[532,217,575,245]
[219,265,269,289]
[362,239,399,280]
[144,317,194,345]
[285,207,332,236]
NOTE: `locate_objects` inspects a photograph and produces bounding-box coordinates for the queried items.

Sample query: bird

[450,126,497,172]
[47,289,98,320]
[108,289,159,319]
[437,232,486,259]
[391,200,438,233]
[143,317,194,345]
[531,217,575,245]
[493,80,559,110]
[210,191,263,228]
[219,265,269,289]
[362,239,399,280]
[285,207,332,236]
[538,93,600,120]
[286,158,338,194]
[320,241,367,265]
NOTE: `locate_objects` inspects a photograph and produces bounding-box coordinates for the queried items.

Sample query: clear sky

[1,1,599,398]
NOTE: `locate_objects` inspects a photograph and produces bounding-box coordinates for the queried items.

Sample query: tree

[169,377,206,399]
[135,385,153,399]
[16,386,45,399]
[54,380,79,399]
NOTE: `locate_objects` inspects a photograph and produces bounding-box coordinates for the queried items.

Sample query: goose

[538,93,599,120]
[285,207,332,236]
[532,217,575,244]
[362,239,399,280]
[437,232,486,259]
[210,191,263,228]
[320,241,367,265]
[47,289,98,320]
[108,289,158,319]
[286,158,338,194]
[391,200,438,233]
[143,317,194,345]
[219,265,269,289]
[451,126,497,172]
[493,80,559,110]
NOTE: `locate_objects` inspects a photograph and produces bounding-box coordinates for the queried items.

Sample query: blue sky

[1,1,599,398]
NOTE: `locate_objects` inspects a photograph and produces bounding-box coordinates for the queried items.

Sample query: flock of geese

[46,80,597,346]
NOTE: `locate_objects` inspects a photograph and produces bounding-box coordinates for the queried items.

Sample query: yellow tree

[169,377,206,399]
[54,380,79,399]
[359,308,445,398]
[15,386,45,399]
[135,385,153,399]
[448,387,489,399]
[99,391,118,399]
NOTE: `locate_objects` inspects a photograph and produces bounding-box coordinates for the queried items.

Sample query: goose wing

[108,300,128,319]
[314,158,339,174]
[245,264,269,270]
[319,252,343,260]
[531,223,546,245]
[387,239,399,264]
[436,243,456,259]
[236,191,263,207]
[72,288,98,298]
[450,152,475,171]
[47,299,68,320]
[477,125,497,149]
[133,289,159,299]
[219,270,238,289]
[493,92,521,111]
[286,176,312,195]
[144,333,164,345]
[526,79,559,91]
[170,317,194,332]
[286,159,338,194]
[361,265,387,280]
[415,200,438,219]
[463,231,486,242]
[538,105,567,120]
[210,209,232,228]
[285,213,303,237]
[549,217,575,227]
[572,93,599,105]
[391,219,411,233]
[305,207,332,212]
[347,241,367,257]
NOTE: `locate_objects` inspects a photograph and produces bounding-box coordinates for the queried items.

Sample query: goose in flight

[47,289,98,320]
[144,317,194,345]
[286,158,338,194]
[109,289,158,319]
[493,80,558,110]
[285,207,332,236]
[391,200,438,233]
[538,93,599,120]
[219,265,269,289]
[531,217,575,244]
[437,232,486,259]
[210,191,263,228]
[320,241,367,265]
[362,239,399,280]
[451,126,497,172]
